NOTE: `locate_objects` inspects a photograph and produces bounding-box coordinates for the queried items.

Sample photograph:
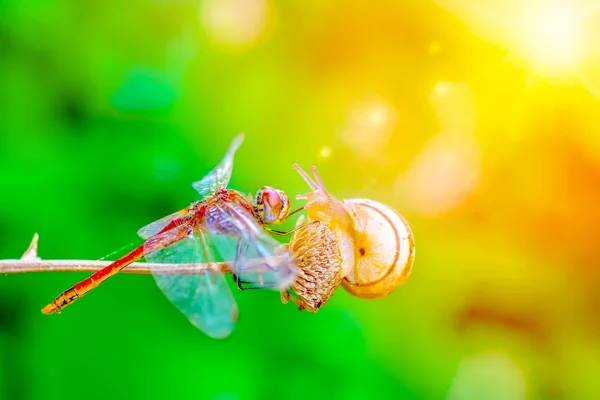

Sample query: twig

[0,233,246,276]
[0,259,234,275]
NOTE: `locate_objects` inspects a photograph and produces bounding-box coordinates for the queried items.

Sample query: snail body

[281,164,415,312]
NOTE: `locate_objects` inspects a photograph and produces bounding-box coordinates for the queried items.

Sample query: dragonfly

[42,133,301,338]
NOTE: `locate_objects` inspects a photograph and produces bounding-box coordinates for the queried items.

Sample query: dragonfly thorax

[202,190,257,235]
[203,205,241,235]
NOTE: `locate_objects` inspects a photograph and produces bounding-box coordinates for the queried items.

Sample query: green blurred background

[2,1,600,399]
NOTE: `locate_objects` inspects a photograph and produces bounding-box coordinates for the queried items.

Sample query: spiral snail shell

[281,164,415,312]
[341,198,415,299]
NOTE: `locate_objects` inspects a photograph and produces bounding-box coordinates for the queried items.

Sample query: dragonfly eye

[256,186,290,225]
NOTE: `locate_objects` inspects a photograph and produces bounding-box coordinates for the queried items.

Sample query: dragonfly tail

[41,245,147,315]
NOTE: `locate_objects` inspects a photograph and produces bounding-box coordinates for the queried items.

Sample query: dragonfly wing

[214,200,298,291]
[144,227,238,339]
[137,209,189,240]
[192,133,244,197]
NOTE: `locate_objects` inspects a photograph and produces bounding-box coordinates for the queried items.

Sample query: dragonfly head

[256,186,290,225]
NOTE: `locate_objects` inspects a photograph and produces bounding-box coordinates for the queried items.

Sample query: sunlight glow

[578,9,600,99]
[319,146,332,158]
[521,2,582,73]
[433,0,587,78]
[200,0,268,48]
[447,352,526,400]
[396,82,480,217]
[340,97,398,161]
[428,41,440,55]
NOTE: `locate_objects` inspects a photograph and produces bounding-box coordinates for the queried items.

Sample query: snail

[280,164,415,312]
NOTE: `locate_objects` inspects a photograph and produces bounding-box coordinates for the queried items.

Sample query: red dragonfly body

[42,134,298,338]
[42,189,256,315]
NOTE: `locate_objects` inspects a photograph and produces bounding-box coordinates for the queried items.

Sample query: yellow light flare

[434,0,588,78]
[578,9,600,99]
[396,133,481,217]
[199,0,268,48]
[447,352,527,400]
[339,96,398,161]
[319,146,332,159]
[519,2,583,74]
[396,81,480,217]
[428,41,440,55]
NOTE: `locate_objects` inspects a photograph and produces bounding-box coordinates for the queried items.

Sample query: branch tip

[21,233,40,262]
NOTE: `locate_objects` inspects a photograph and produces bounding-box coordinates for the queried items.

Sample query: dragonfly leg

[233,273,274,291]
[232,238,246,290]
[236,259,289,290]
[233,238,263,291]
[232,271,262,291]
[231,269,250,291]
[233,268,280,291]
[263,223,307,237]
[264,214,308,237]
[233,237,285,291]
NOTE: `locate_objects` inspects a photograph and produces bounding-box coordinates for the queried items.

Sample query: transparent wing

[192,133,244,197]
[214,199,298,291]
[137,209,190,240]
[144,226,238,339]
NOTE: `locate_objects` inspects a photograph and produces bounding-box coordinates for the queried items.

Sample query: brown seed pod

[281,219,343,312]
[282,164,415,310]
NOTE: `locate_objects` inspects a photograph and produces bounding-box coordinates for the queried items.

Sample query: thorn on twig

[21,233,41,262]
